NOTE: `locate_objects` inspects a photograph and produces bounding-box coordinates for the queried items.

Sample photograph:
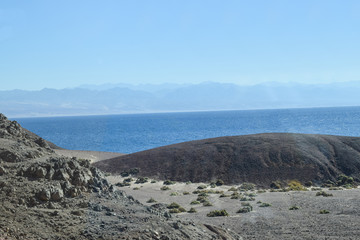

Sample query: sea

[15,106,360,154]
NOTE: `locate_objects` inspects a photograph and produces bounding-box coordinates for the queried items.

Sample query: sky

[1,0,360,90]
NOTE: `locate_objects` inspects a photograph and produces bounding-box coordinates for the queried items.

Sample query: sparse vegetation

[304,181,313,187]
[115,182,131,187]
[316,191,333,197]
[133,187,140,190]
[160,186,171,191]
[237,206,252,213]
[228,187,237,192]
[170,192,179,196]
[287,180,307,191]
[319,209,330,214]
[135,177,148,184]
[146,198,156,203]
[270,181,282,189]
[289,206,300,210]
[151,180,157,183]
[167,202,186,214]
[219,194,230,198]
[240,182,255,191]
[207,210,229,217]
[183,191,190,195]
[197,185,207,190]
[188,207,197,213]
[190,201,201,205]
[203,201,213,206]
[123,177,133,182]
[216,179,224,186]
[167,202,181,209]
[120,168,139,177]
[163,180,176,185]
[259,202,271,207]
[196,196,208,203]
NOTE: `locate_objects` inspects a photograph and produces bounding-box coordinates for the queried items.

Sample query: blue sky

[1,0,360,90]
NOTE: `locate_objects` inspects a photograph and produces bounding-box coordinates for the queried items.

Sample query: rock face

[95,133,360,186]
[0,113,241,240]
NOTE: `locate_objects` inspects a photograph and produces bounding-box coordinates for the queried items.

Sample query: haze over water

[15,106,360,154]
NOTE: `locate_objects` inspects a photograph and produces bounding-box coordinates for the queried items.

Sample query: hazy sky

[1,0,360,90]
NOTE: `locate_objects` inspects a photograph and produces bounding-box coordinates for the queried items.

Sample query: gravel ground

[108,176,360,240]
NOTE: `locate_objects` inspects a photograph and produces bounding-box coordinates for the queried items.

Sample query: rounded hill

[94,133,360,186]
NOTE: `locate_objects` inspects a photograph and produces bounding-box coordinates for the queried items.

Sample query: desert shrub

[115,182,130,187]
[121,168,140,177]
[167,202,181,209]
[240,182,255,191]
[163,180,176,185]
[170,192,179,196]
[289,206,300,210]
[160,186,171,191]
[257,189,266,194]
[316,191,333,197]
[196,196,208,203]
[228,187,237,192]
[197,185,207,190]
[219,194,230,198]
[190,201,201,205]
[203,201,213,206]
[241,202,252,207]
[230,192,241,199]
[210,183,216,188]
[151,180,157,183]
[169,209,181,213]
[135,177,148,184]
[270,181,282,189]
[188,207,197,213]
[120,172,129,177]
[198,192,209,197]
[183,191,190,195]
[287,180,307,191]
[322,180,335,188]
[146,198,156,203]
[237,206,252,213]
[329,187,342,190]
[311,187,322,191]
[259,202,271,207]
[207,210,229,217]
[319,209,330,214]
[240,197,255,201]
[216,179,224,186]
[133,187,140,190]
[186,181,192,185]
[304,181,313,187]
[336,174,354,186]
[246,192,257,197]
[192,190,201,194]
[123,177,133,182]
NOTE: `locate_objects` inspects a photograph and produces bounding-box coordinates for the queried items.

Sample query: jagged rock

[0,149,22,162]
[37,189,51,201]
[0,166,6,175]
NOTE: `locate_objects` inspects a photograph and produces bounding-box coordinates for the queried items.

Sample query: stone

[37,189,51,201]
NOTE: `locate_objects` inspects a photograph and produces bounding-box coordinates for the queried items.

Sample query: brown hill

[94,133,360,186]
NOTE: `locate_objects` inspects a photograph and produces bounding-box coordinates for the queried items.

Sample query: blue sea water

[15,106,360,154]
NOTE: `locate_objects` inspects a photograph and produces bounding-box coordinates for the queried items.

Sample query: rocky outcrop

[0,112,242,240]
[95,133,360,186]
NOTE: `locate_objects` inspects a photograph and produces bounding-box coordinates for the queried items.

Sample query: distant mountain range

[2,81,360,117]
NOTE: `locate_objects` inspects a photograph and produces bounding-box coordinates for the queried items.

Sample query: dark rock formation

[95,133,360,186]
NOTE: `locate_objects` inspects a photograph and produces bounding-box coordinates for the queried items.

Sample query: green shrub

[319,209,330,214]
[123,178,133,182]
[304,181,313,187]
[207,210,229,217]
[287,180,307,191]
[197,185,207,190]
[257,190,266,194]
[196,196,208,203]
[289,206,300,210]
[188,207,197,213]
[167,202,181,209]
[210,183,216,188]
[259,202,271,207]
[160,186,171,191]
[316,191,333,197]
[170,192,179,196]
[186,181,192,185]
[133,187,140,190]
[198,192,209,197]
[151,180,157,183]
[216,179,224,186]
[336,174,354,186]
[183,191,190,195]
[237,206,252,213]
[240,182,255,191]
[190,200,201,205]
[219,194,230,198]
[163,180,176,185]
[146,198,157,203]
[135,177,148,184]
[115,182,130,187]
[203,201,213,206]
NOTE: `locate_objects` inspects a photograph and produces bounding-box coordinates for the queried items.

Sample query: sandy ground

[55,149,124,163]
[107,175,360,240]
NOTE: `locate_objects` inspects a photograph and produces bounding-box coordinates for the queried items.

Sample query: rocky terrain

[95,133,360,186]
[0,113,241,240]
